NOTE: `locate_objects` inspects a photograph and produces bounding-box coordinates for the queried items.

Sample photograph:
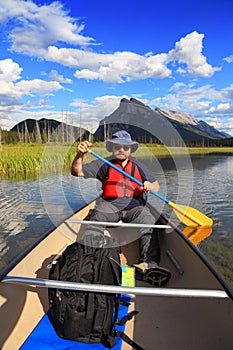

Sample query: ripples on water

[0,155,233,285]
[0,175,100,273]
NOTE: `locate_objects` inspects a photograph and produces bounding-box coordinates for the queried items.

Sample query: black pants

[82,198,160,264]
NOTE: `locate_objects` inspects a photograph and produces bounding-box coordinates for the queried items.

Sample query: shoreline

[0,143,233,177]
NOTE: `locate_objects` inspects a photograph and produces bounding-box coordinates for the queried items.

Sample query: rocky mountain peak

[160,109,199,126]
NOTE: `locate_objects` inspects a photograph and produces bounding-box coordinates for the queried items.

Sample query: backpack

[48,235,144,349]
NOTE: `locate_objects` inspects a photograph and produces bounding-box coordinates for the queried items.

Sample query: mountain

[10,118,90,142]
[94,98,229,146]
[196,120,230,139]
[155,108,230,139]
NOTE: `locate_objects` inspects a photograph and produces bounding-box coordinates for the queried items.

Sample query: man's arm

[135,159,160,193]
[71,141,92,177]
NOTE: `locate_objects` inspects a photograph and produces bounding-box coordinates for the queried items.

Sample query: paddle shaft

[89,149,169,204]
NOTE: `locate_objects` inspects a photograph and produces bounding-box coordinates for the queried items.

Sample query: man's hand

[142,180,160,192]
[143,181,152,192]
[71,141,92,176]
[77,141,92,156]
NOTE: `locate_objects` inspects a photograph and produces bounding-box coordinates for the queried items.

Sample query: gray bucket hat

[106,130,139,153]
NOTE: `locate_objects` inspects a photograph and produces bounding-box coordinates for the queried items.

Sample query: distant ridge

[10,118,90,142]
[156,107,229,139]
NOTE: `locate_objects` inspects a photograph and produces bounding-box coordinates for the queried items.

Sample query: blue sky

[0,0,233,135]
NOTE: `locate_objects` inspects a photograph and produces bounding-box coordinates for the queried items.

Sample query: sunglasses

[113,145,131,151]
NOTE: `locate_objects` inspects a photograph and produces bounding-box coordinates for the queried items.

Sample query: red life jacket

[102,160,143,198]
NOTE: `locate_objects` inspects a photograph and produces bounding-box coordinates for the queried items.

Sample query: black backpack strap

[86,293,95,319]
[101,334,116,349]
[116,308,145,349]
[116,331,145,350]
[111,294,121,331]
[117,310,139,326]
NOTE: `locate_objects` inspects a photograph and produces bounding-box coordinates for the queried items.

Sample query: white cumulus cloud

[0,58,22,82]
[49,70,72,84]
[217,103,230,111]
[223,55,233,63]
[0,0,95,56]
[168,31,221,77]
[0,58,63,123]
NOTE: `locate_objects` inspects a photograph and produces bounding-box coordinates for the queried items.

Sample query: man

[71,130,171,286]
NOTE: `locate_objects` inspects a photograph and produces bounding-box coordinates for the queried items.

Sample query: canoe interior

[0,201,232,350]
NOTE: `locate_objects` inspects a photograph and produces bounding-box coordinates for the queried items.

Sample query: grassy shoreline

[0,143,233,177]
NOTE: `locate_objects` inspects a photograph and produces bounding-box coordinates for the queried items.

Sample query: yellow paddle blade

[182,226,213,245]
[168,201,213,227]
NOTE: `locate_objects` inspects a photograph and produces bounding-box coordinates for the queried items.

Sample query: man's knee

[124,206,145,222]
[129,206,155,225]
[91,208,119,222]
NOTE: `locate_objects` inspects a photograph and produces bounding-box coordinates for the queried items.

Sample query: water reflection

[0,175,100,272]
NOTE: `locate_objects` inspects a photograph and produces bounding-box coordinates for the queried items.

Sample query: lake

[0,154,232,286]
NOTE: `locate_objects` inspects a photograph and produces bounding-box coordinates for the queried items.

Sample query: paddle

[88,149,213,227]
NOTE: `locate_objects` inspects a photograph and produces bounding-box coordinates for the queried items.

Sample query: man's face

[112,144,131,161]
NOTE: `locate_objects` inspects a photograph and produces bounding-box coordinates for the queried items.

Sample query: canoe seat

[20,294,131,350]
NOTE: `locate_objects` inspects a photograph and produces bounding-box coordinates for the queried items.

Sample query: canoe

[0,199,232,350]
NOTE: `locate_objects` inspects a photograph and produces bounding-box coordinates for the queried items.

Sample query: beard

[114,152,128,161]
